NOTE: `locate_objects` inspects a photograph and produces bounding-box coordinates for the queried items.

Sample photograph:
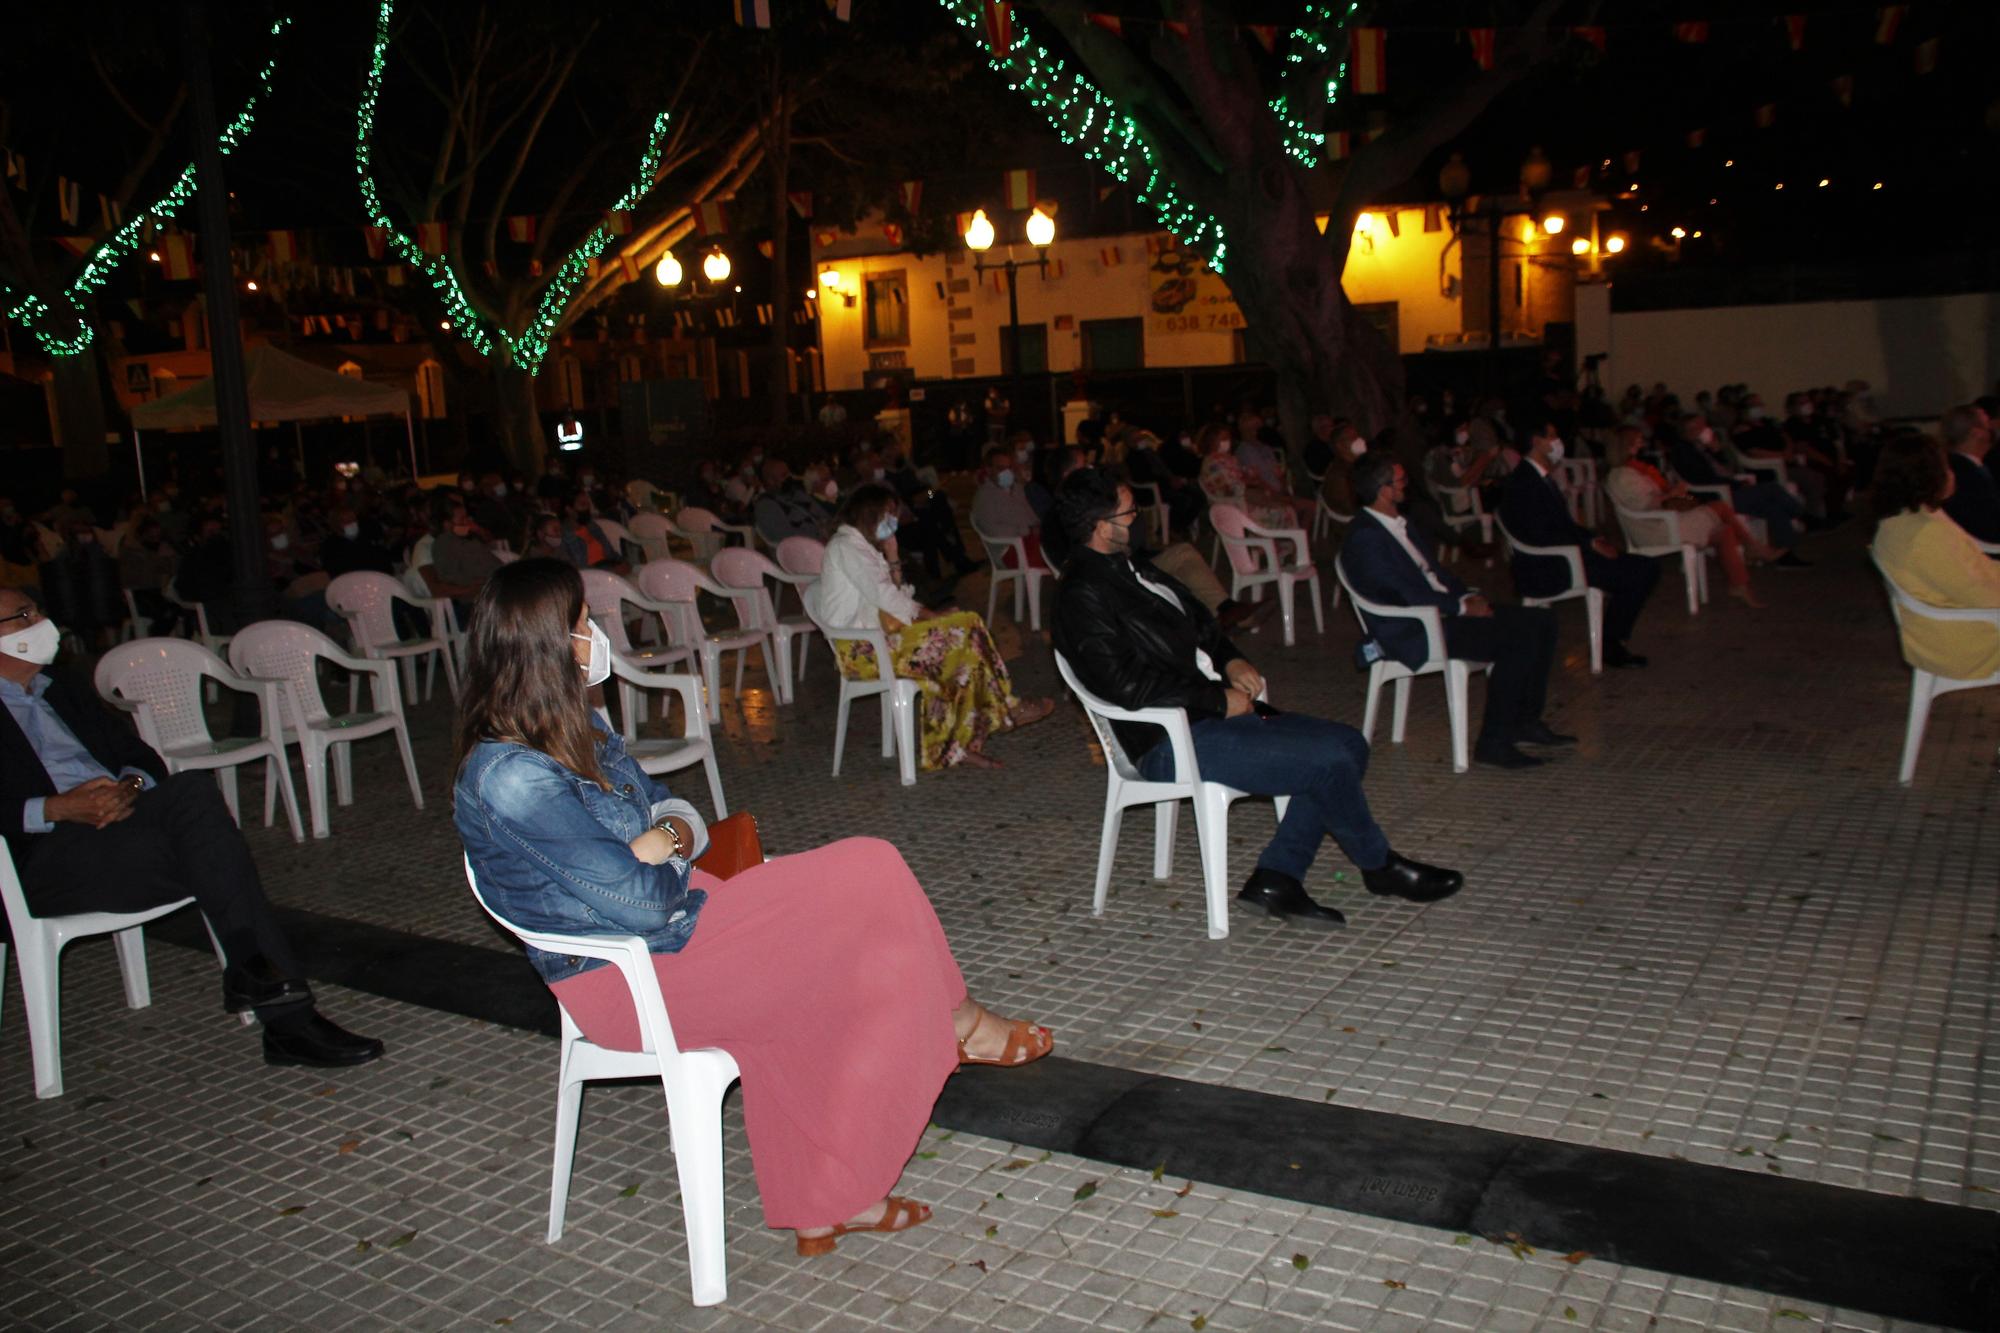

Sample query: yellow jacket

[1872,509,2000,680]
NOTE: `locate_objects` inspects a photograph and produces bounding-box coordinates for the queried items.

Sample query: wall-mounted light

[1670,226,1687,240]
[819,266,841,289]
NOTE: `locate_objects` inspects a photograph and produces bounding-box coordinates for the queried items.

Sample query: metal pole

[132,430,147,497]
[1487,207,1503,396]
[1005,259,1022,431]
[183,0,272,629]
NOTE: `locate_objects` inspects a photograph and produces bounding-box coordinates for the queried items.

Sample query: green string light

[938,0,1227,273]
[1271,2,1354,167]
[356,0,674,372]
[1,18,293,359]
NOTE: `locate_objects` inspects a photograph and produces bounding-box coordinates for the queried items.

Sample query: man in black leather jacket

[1051,469,1463,927]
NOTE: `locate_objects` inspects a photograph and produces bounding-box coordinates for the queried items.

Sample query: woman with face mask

[1194,422,1312,531]
[806,486,1053,771]
[455,559,1052,1258]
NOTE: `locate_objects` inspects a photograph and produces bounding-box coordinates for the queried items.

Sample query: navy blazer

[1340,512,1469,669]
[1,670,168,851]
[1944,452,2000,545]
[1500,462,1593,598]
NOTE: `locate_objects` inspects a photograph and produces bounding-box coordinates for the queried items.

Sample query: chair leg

[1445,662,1473,774]
[216,766,242,827]
[665,1071,734,1308]
[702,645,722,724]
[732,647,747,696]
[1026,574,1043,633]
[1306,572,1324,634]
[1680,548,1700,615]
[702,753,729,820]
[1390,676,1413,743]
[269,751,304,842]
[302,738,332,839]
[769,635,793,705]
[347,673,360,715]
[442,643,462,701]
[547,1061,585,1242]
[1092,790,1125,917]
[1361,667,1385,741]
[1899,672,1938,785]
[878,690,897,758]
[1190,787,1232,941]
[986,570,1001,627]
[333,744,354,807]
[1585,589,1605,675]
[1152,799,1178,879]
[892,686,918,786]
[17,935,65,1099]
[830,692,852,777]
[394,722,425,811]
[1277,578,1296,647]
[112,926,153,1008]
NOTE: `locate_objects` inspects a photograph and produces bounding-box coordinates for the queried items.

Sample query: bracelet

[652,817,684,858]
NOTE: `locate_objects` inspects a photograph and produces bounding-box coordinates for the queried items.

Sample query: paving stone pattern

[2,526,1995,1331]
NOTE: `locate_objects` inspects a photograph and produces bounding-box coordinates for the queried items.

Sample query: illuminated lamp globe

[654,252,683,287]
[702,248,731,283]
[1570,238,1591,256]
[1605,234,1627,255]
[1354,211,1377,235]
[1542,215,1565,235]
[1025,206,1056,248]
[819,266,841,289]
[963,208,996,252]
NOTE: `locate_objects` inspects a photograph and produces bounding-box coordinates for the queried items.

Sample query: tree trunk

[490,361,544,476]
[763,82,793,428]
[49,339,110,480]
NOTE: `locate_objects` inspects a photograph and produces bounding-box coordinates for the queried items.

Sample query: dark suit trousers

[1443,604,1557,743]
[1583,549,1659,645]
[17,772,297,974]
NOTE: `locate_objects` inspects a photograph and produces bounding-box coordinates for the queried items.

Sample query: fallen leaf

[494,1321,513,1327]
[1175,1180,1193,1197]
[1073,1181,1098,1201]
[984,1224,997,1237]
[916,1151,939,1160]
[195,1176,214,1188]
[1564,1307,1578,1321]
[387,1230,417,1248]
[1382,1278,1406,1290]
[1452,1235,1473,1246]
[427,1077,452,1091]
[1191,1317,1207,1331]
[18,1137,35,1151]
[392,1130,415,1143]
[970,1259,988,1274]
[1774,1132,1791,1144]
[1735,1146,1755,1156]
[353,1238,372,1254]
[1151,1209,1180,1219]
[275,1205,305,1217]
[1775,1312,1807,1321]
[1291,1253,1310,1271]
[1323,1089,1337,1102]
[619,1183,640,1198]
[313,1086,336,1097]
[1191,1021,1203,1031]
[1000,1158,1034,1171]
[1263,1045,1288,1053]
[1151,1163,1166,1182]
[1640,1130,1655,1140]
[1873,1132,1903,1142]
[1341,1026,1358,1034]
[337,1139,360,1155]
[1563,1251,1591,1265]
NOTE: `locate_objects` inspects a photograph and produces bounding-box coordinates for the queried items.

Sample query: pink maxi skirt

[547,837,967,1229]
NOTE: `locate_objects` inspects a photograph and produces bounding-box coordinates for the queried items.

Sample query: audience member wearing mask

[752,459,833,545]
[1196,423,1311,529]
[806,485,1053,773]
[319,508,396,579]
[532,512,587,568]
[38,522,121,648]
[1316,416,1369,516]
[566,491,628,574]
[422,495,503,604]
[117,519,187,636]
[1125,430,1205,536]
[1939,404,2000,545]
[971,446,1053,572]
[879,446,982,586]
[1231,409,1289,495]
[1603,428,1780,608]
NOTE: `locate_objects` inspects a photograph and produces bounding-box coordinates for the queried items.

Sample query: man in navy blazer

[1500,418,1659,667]
[1341,454,1566,770]
[1941,405,2000,545]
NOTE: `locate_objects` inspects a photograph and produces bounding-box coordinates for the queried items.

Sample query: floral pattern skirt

[833,610,1018,769]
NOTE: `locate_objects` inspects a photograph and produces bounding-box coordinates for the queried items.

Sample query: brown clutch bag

[692,813,763,880]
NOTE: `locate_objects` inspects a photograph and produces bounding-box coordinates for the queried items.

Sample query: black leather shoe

[1236,868,1346,927]
[1217,599,1276,635]
[1473,739,1545,769]
[1515,721,1578,746]
[223,957,313,1014]
[263,1012,386,1068]
[1361,851,1465,903]
[1605,643,1649,669]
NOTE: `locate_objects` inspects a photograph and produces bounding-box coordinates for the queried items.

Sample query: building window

[864,270,909,348]
[556,356,585,408]
[415,360,447,419]
[1081,318,1143,372]
[999,324,1048,375]
[618,352,643,382]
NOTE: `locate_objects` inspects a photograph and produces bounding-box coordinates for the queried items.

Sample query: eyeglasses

[0,604,39,627]
[1105,508,1139,522]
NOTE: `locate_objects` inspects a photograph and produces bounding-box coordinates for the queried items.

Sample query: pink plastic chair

[634,560,776,722]
[710,547,819,693]
[326,570,459,704]
[1208,503,1323,647]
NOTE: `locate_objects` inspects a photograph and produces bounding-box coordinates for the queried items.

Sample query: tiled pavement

[3,523,1995,1331]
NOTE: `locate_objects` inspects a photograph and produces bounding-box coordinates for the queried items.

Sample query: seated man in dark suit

[1051,468,1462,928]
[1342,454,1568,770]
[1501,417,1659,668]
[1940,404,2000,545]
[0,588,382,1069]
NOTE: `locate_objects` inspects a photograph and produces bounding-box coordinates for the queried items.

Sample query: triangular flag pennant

[1046,257,1065,279]
[788,191,814,219]
[416,221,447,254]
[1572,165,1591,188]
[1364,124,1388,143]
[983,1,1012,58]
[1673,21,1709,44]
[1003,168,1036,211]
[695,199,728,236]
[1313,213,1330,235]
[1686,129,1706,149]
[1784,14,1806,51]
[268,230,297,263]
[1099,244,1121,268]
[1466,28,1495,71]
[98,195,118,231]
[881,222,903,246]
[385,264,405,287]
[54,235,94,258]
[954,211,975,239]
[481,259,498,277]
[362,226,388,260]
[898,180,922,215]
[1161,20,1189,39]
[756,239,775,258]
[605,210,633,236]
[528,259,542,277]
[161,234,195,280]
[815,228,836,249]
[1382,210,1400,237]
[756,303,773,325]
[584,258,600,281]
[990,270,1006,294]
[1874,5,1906,44]
[619,254,640,283]
[506,215,536,242]
[1831,73,1854,107]
[825,0,851,19]
[732,0,770,28]
[1326,131,1351,161]
[56,176,79,225]
[1754,103,1776,129]
[1913,37,1939,75]
[1247,25,1278,53]
[1423,203,1444,233]
[1573,26,1605,53]
[2,149,23,184]
[1349,28,1386,94]
[1085,13,1122,37]
[1097,183,1117,202]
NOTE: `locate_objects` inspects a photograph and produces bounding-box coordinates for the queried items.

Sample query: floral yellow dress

[1199,454,1292,529]
[833,611,1019,770]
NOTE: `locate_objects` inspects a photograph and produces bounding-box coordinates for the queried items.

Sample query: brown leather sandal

[795,1196,932,1257]
[956,1010,1054,1068]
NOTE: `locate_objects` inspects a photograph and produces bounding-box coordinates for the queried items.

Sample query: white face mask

[5,616,60,666]
[1698,428,1716,446]
[341,523,360,540]
[871,468,886,482]
[996,468,1015,489]
[1015,446,1032,463]
[1214,438,1233,455]
[1350,440,1368,457]
[270,532,290,551]
[1453,428,1470,446]
[874,516,898,543]
[571,620,611,688]
[492,484,508,499]
[1545,439,1566,463]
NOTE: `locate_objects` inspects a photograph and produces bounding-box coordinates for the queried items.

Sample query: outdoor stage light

[963,208,996,252]
[702,247,731,283]
[654,251,683,287]
[556,417,584,452]
[1542,215,1565,235]
[1025,205,1056,248]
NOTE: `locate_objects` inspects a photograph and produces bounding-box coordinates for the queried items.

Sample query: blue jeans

[1136,712,1391,880]
[1731,481,1803,547]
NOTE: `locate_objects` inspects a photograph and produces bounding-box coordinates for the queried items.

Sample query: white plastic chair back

[1611,500,1709,614]
[628,511,676,562]
[327,569,458,702]
[1333,555,1488,773]
[969,515,1052,631]
[602,656,728,818]
[776,536,825,577]
[800,595,920,785]
[464,857,739,1306]
[634,559,778,718]
[1870,550,2000,783]
[1493,515,1605,674]
[594,517,635,562]
[1206,503,1322,647]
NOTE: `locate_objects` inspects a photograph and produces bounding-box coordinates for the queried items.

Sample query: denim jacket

[454,722,711,984]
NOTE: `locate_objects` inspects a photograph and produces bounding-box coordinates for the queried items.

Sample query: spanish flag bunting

[1326,130,1350,161]
[362,226,388,260]
[756,239,775,258]
[1831,73,1854,106]
[1466,28,1495,71]
[1783,14,1806,50]
[584,258,600,281]
[1913,37,1938,75]
[162,233,195,280]
[415,220,448,255]
[1572,165,1591,188]
[1349,28,1386,94]
[1085,13,1121,37]
[695,199,728,236]
[56,176,79,225]
[983,1,1012,58]
[54,235,94,258]
[881,222,903,247]
[268,230,297,263]
[788,191,814,218]
[2,149,23,184]
[1247,24,1278,53]
[506,215,536,243]
[1673,21,1709,44]
[385,264,405,287]
[1161,20,1188,39]
[990,270,1006,295]
[605,210,633,236]
[732,0,770,29]
[1046,257,1065,279]
[1423,203,1444,233]
[954,211,976,239]
[1874,5,1905,44]
[1313,213,1329,235]
[815,228,836,249]
[620,254,640,283]
[1003,168,1036,211]
[99,195,121,231]
[898,179,922,214]
[528,259,542,277]
[1099,244,1121,267]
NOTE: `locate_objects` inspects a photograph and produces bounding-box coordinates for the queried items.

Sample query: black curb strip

[151,908,2000,1330]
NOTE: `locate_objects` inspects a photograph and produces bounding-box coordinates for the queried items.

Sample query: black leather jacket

[1052,545,1244,762]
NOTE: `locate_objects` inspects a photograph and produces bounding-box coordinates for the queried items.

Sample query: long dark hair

[837,483,899,549]
[454,558,608,789]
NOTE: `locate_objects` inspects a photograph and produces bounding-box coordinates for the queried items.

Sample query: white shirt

[806,524,922,628]
[1363,507,1477,613]
[1131,560,1221,683]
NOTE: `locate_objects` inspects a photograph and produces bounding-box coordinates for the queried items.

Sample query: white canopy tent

[128,343,417,494]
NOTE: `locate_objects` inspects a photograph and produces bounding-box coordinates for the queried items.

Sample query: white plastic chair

[1433,483,1495,560]
[1312,494,1353,545]
[163,579,231,701]
[1494,516,1604,674]
[2,836,228,1099]
[463,858,739,1307]
[1053,652,1288,940]
[800,594,920,786]
[634,560,776,724]
[326,570,460,705]
[598,660,728,820]
[593,517,636,565]
[969,516,1054,632]
[710,548,820,695]
[774,536,825,614]
[117,588,143,642]
[1334,556,1491,774]
[229,621,423,839]
[674,508,752,563]
[1207,503,1323,648]
[1554,457,1601,528]
[1130,482,1172,547]
[1610,500,1710,615]
[628,511,677,563]
[1870,553,2000,784]
[1739,453,1805,501]
[93,639,304,841]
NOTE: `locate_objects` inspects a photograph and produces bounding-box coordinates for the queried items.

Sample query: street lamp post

[1439,150,1551,395]
[964,207,1055,425]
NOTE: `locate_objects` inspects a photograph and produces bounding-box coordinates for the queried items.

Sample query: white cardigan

[807,524,922,628]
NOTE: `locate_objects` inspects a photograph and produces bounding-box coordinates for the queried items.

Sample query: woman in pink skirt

[453,559,1052,1255]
